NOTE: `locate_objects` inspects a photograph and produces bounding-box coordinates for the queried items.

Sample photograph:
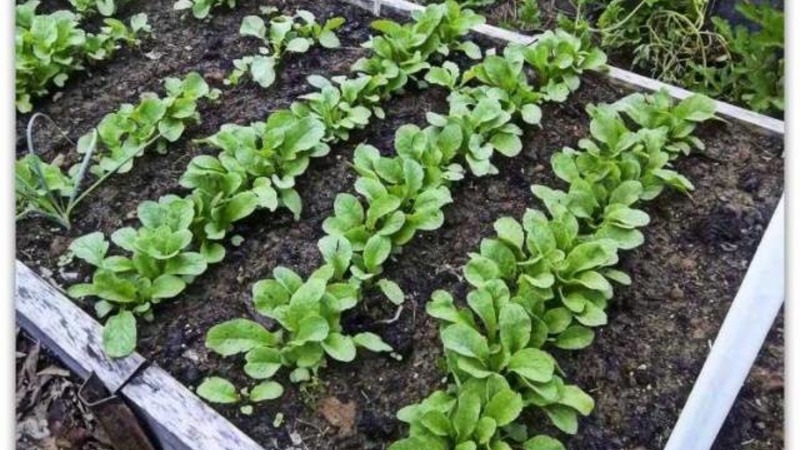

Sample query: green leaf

[675,94,716,122]
[240,15,266,39]
[206,319,279,356]
[544,405,578,434]
[453,389,481,442]
[286,37,311,53]
[250,55,277,88]
[377,278,404,305]
[318,30,340,48]
[244,347,282,379]
[249,381,284,402]
[441,324,489,361]
[523,435,566,450]
[554,325,595,350]
[484,390,523,426]
[150,274,186,299]
[322,333,356,362]
[508,348,555,383]
[102,311,137,358]
[559,385,594,416]
[521,104,542,125]
[353,332,393,352]
[493,217,524,250]
[363,234,392,273]
[489,133,522,157]
[499,303,531,355]
[197,377,239,404]
[295,315,329,343]
[70,232,109,267]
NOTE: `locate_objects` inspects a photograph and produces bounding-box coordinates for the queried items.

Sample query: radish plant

[226,10,345,89]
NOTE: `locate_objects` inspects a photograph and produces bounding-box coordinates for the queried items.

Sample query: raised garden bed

[15,0,784,449]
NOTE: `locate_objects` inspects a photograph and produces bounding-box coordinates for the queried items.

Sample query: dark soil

[16,1,784,450]
[17,330,115,450]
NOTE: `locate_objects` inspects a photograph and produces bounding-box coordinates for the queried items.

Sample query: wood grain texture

[122,364,265,450]
[339,0,785,136]
[16,260,265,450]
[15,260,146,393]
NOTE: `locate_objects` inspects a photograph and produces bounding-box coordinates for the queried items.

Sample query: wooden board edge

[122,364,265,450]
[339,0,785,136]
[15,260,146,393]
[15,260,265,450]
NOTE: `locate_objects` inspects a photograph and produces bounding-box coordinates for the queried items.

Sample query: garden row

[15,0,784,448]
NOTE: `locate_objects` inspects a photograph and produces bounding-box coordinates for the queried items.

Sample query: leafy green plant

[352,1,486,93]
[499,0,543,32]
[199,28,604,406]
[707,2,784,113]
[69,0,126,16]
[391,90,717,448]
[226,10,344,89]
[15,1,149,112]
[16,73,218,229]
[173,0,235,20]
[67,1,485,359]
[568,0,783,115]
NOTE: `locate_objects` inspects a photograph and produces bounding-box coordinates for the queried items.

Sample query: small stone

[289,431,302,445]
[670,287,684,300]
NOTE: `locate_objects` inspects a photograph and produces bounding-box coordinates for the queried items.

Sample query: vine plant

[196,29,606,408]
[389,91,717,449]
[66,1,486,359]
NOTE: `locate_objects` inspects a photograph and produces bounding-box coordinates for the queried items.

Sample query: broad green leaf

[206,319,278,356]
[363,234,391,273]
[485,390,523,426]
[554,325,595,350]
[295,315,329,343]
[508,348,555,383]
[559,385,594,416]
[250,381,284,402]
[70,232,108,267]
[197,377,239,404]
[353,332,392,352]
[244,347,282,379]
[523,435,566,450]
[544,405,578,434]
[102,311,137,358]
[453,389,481,442]
[441,323,489,361]
[322,333,356,362]
[377,278,405,305]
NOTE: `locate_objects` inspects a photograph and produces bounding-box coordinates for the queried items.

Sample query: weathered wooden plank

[15,260,146,393]
[122,364,265,450]
[15,260,265,450]
[605,66,784,135]
[339,0,785,136]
